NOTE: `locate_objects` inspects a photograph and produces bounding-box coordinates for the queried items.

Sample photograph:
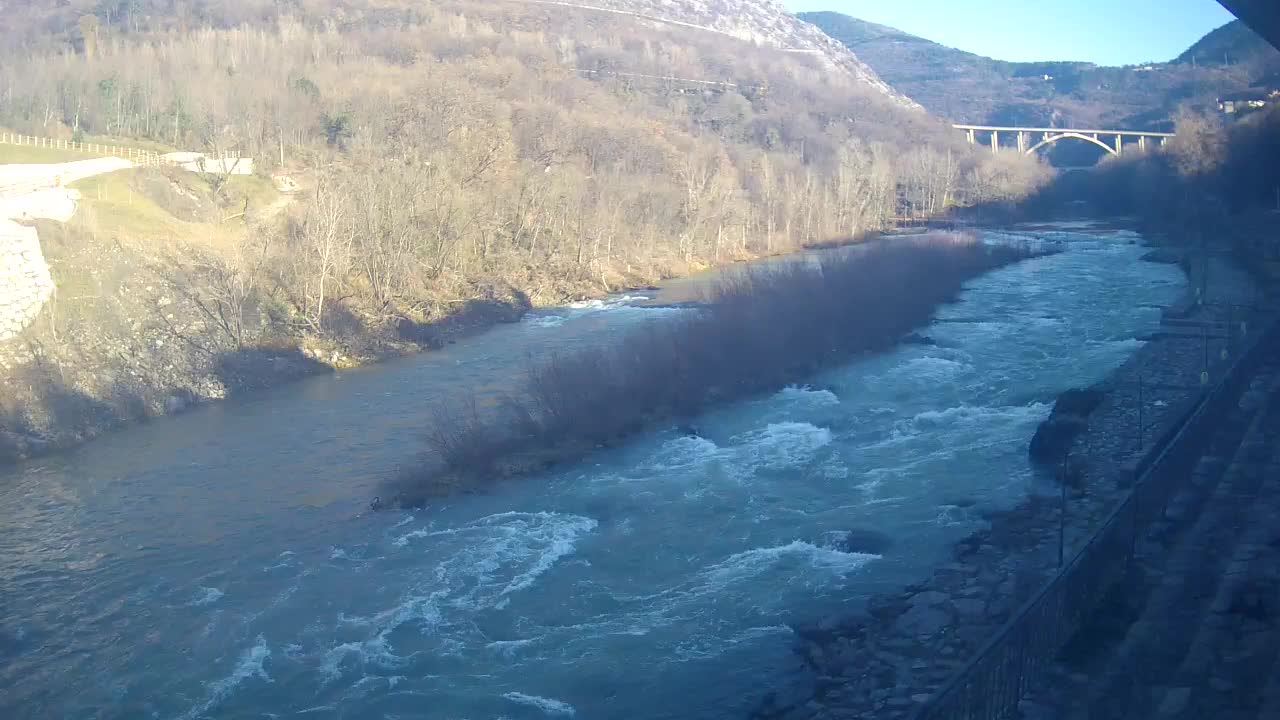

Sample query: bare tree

[294,176,354,333]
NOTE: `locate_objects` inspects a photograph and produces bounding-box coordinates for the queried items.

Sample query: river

[0,225,1184,720]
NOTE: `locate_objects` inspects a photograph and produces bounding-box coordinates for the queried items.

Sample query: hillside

[801,13,1278,132]
[501,0,918,107]
[0,0,1048,460]
[1175,18,1277,67]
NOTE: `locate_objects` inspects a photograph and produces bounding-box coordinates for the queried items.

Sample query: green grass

[223,174,281,212]
[1,132,177,165]
[70,170,194,240]
[0,144,87,164]
[68,168,279,245]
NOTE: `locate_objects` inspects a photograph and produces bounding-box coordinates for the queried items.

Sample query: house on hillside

[1218,91,1272,115]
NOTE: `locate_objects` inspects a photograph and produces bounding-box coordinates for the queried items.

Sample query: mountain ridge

[505,0,920,108]
[800,12,1279,130]
[1175,18,1277,66]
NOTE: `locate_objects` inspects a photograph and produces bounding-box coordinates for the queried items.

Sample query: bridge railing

[951,124,1175,138]
[911,313,1277,720]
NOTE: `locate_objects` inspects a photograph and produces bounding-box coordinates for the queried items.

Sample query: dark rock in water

[1053,387,1106,417]
[902,332,937,346]
[1029,387,1106,465]
[678,424,702,438]
[162,389,198,415]
[1030,415,1088,465]
[1141,248,1184,265]
[830,528,894,556]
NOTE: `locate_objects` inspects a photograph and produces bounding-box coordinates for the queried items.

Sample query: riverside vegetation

[1013,105,1280,282]
[0,0,1053,461]
[392,235,1054,504]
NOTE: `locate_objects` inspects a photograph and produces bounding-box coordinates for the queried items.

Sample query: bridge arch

[1024,132,1118,157]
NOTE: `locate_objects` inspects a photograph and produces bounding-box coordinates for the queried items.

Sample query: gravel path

[0,155,133,203]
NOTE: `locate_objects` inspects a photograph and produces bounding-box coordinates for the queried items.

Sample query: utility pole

[1137,373,1144,452]
[1058,457,1069,569]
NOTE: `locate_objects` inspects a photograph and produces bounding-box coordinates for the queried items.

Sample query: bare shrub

[394,236,1051,504]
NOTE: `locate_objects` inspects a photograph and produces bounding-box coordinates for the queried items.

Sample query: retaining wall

[0,219,53,341]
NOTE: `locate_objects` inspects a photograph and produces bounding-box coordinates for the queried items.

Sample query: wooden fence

[0,132,162,167]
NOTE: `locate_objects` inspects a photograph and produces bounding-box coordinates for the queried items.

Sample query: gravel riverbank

[753,246,1276,720]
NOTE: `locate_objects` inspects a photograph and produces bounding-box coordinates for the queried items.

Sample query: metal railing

[913,314,1278,720]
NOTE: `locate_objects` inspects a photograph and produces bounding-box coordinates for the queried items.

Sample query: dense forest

[0,0,1051,312]
[0,0,1050,459]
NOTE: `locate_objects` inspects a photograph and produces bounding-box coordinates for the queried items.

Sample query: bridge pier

[951,125,1175,158]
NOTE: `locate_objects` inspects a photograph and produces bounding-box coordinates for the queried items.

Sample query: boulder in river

[828,528,894,556]
[1141,248,1185,265]
[677,424,702,438]
[1028,387,1106,465]
[902,332,938,346]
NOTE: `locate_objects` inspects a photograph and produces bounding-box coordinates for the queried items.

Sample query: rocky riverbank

[753,242,1276,719]
[0,229,881,467]
[0,282,535,465]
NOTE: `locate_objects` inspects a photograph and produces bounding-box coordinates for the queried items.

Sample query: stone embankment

[0,220,54,341]
[0,158,133,342]
[1020,351,1280,719]
[753,251,1275,720]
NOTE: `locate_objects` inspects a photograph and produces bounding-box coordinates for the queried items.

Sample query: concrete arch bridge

[954,124,1175,157]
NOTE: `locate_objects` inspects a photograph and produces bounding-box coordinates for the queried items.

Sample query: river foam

[189,586,224,606]
[503,691,577,716]
[178,635,271,720]
[774,385,840,407]
[704,541,879,590]
[734,422,833,472]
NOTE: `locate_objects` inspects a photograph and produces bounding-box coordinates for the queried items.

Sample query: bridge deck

[953,124,1175,137]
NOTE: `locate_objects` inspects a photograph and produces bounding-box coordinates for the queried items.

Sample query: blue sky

[783,0,1238,66]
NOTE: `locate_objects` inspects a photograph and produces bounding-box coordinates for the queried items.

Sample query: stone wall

[0,219,54,342]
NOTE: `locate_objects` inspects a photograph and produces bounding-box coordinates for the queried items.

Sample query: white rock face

[0,157,133,342]
[526,0,920,109]
[0,220,55,342]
